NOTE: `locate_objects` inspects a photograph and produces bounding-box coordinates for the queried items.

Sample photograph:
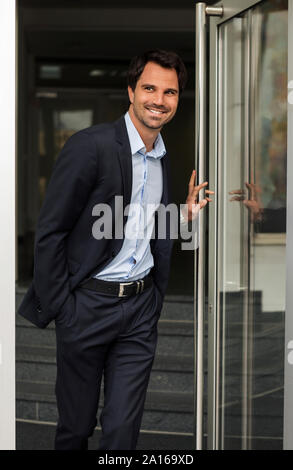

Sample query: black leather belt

[80,274,153,297]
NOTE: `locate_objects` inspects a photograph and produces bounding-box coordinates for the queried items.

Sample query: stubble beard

[133,104,172,131]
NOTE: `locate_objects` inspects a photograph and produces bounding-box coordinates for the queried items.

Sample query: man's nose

[152,92,165,107]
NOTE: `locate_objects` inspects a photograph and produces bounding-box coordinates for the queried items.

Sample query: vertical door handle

[194,2,223,451]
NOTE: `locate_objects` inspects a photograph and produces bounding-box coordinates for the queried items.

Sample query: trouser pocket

[55,293,75,327]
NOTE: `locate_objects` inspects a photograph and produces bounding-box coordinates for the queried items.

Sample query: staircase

[16,286,285,450]
[16,286,196,450]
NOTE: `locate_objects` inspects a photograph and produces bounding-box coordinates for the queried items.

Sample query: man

[18,49,213,450]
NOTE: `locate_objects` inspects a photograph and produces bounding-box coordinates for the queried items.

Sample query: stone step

[16,380,194,412]
[15,320,195,355]
[16,420,195,450]
[16,306,284,340]
[16,344,194,372]
[16,309,195,333]
[16,384,283,447]
[16,360,194,392]
[16,380,195,434]
[16,377,283,418]
[16,320,283,360]
[16,419,283,450]
[16,323,283,375]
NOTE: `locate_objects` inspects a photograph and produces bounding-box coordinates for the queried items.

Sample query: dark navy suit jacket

[18,115,174,329]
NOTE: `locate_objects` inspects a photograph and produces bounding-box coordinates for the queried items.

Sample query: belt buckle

[136,279,144,294]
[119,281,133,297]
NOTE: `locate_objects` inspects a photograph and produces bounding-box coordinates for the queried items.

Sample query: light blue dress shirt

[94,111,166,282]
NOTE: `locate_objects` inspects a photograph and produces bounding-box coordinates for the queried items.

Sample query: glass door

[207,0,288,449]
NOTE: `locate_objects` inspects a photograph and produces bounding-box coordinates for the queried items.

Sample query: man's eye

[145,86,153,91]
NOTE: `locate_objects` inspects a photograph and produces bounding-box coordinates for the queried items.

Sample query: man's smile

[145,106,168,115]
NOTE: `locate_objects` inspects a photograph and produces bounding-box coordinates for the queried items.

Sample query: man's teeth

[149,109,163,114]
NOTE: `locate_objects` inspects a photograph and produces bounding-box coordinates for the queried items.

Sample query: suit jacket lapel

[114,116,133,214]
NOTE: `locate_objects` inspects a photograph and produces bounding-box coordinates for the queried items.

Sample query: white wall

[254,239,286,312]
[0,0,16,450]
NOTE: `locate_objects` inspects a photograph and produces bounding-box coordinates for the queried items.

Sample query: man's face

[128,61,179,131]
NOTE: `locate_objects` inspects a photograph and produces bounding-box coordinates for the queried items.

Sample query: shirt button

[133,259,136,264]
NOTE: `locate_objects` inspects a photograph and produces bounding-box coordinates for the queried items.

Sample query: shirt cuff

[180,204,200,227]
[179,204,200,250]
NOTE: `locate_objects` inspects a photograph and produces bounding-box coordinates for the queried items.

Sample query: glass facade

[213,0,288,449]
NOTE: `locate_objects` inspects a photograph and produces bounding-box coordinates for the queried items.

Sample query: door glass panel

[218,11,249,449]
[39,108,94,205]
[217,0,288,450]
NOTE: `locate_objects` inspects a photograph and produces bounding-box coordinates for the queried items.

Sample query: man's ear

[128,86,134,104]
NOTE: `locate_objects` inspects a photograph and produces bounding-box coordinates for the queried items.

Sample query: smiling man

[18,49,213,450]
[128,60,179,146]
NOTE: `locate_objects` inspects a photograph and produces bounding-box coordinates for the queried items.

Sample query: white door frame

[0,0,16,450]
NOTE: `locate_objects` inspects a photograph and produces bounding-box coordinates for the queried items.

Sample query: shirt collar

[124,111,166,160]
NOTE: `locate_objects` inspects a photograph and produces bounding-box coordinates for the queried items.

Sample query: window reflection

[229,1,288,234]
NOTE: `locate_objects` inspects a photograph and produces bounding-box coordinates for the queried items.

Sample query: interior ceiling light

[89,69,106,77]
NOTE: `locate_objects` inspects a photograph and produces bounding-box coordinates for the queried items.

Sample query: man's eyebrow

[141,83,179,93]
[141,83,156,88]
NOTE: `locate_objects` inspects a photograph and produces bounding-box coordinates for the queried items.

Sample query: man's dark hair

[127,49,188,94]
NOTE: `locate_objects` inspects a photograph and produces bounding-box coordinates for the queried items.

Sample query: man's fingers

[230,196,244,202]
[198,197,213,209]
[229,189,244,195]
[191,181,208,195]
[199,181,209,190]
[187,173,215,208]
[199,199,208,209]
[188,170,196,188]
